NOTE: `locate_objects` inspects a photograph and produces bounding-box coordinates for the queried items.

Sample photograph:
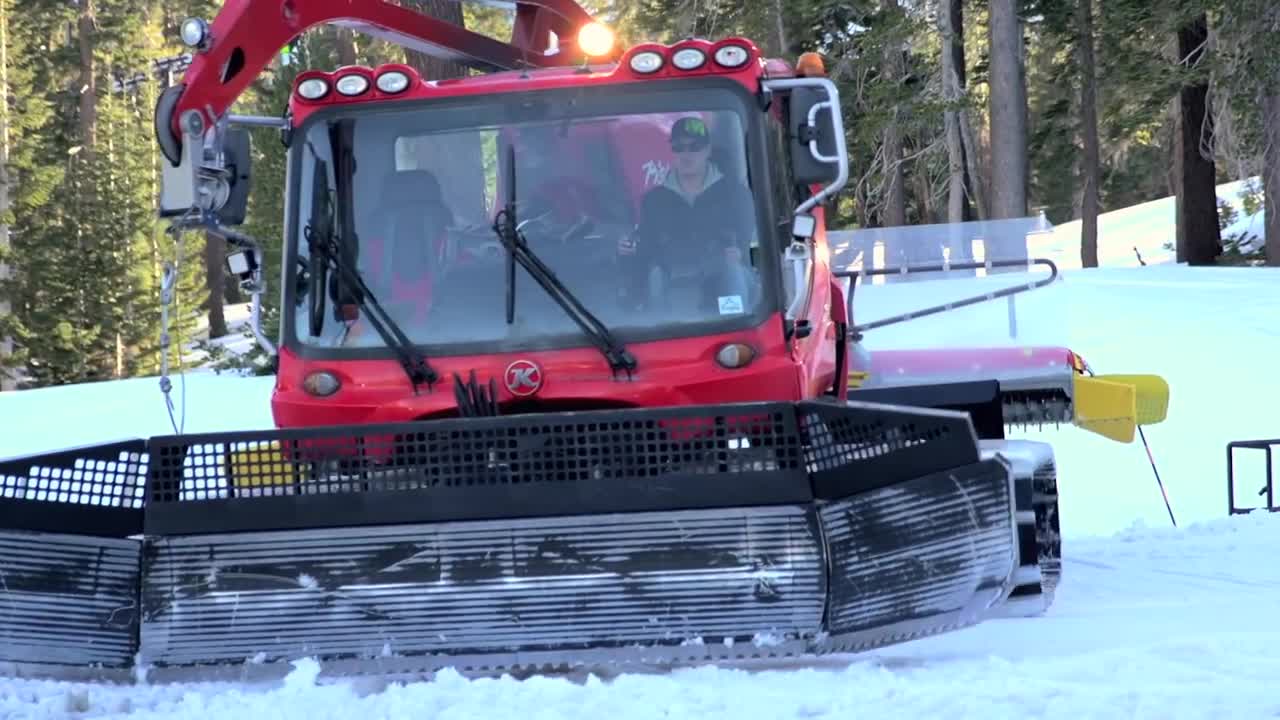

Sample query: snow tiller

[0,401,1021,680]
[0,0,1163,681]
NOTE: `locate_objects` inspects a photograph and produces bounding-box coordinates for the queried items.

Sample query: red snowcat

[0,0,1168,682]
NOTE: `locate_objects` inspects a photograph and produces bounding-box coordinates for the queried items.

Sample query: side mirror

[788,87,840,185]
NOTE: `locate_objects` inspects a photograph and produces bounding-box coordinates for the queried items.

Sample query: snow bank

[0,371,275,461]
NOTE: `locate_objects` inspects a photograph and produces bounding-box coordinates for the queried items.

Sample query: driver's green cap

[671,117,710,147]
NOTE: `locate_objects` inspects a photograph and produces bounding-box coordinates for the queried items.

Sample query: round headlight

[302,371,341,397]
[297,78,329,100]
[180,18,209,49]
[672,48,706,70]
[629,51,664,74]
[335,74,370,96]
[714,45,750,68]
[376,71,410,93]
[715,343,756,369]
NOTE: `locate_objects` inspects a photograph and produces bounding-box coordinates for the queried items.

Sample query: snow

[3,210,1280,717]
[0,372,275,459]
[1029,176,1267,268]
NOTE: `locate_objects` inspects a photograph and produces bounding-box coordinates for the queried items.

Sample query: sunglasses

[671,142,708,153]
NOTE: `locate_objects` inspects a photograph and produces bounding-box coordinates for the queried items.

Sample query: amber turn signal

[796,52,826,77]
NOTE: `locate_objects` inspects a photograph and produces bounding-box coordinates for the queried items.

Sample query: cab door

[766,100,839,400]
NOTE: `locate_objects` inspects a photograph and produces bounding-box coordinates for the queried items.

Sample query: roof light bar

[714,44,750,68]
[297,78,329,100]
[672,48,707,70]
[376,71,410,93]
[629,51,664,73]
[335,74,370,96]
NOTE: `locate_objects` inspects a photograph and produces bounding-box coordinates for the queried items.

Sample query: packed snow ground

[2,237,1279,716]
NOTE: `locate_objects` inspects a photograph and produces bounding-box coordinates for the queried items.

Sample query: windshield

[287,84,770,355]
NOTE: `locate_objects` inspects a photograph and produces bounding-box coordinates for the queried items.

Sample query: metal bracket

[1227,438,1278,514]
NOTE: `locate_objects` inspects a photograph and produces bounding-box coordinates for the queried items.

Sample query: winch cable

[1080,360,1176,528]
[158,221,191,436]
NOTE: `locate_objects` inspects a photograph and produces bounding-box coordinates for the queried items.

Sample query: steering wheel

[448,223,507,264]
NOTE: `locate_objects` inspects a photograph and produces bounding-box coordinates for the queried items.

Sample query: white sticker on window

[718,295,745,315]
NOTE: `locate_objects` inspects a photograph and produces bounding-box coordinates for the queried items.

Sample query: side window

[767,99,820,315]
[766,109,800,243]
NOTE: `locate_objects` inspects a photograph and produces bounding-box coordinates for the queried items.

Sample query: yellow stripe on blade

[1072,375,1137,443]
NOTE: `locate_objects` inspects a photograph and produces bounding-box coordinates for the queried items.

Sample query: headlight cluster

[295,69,414,101]
[627,42,752,74]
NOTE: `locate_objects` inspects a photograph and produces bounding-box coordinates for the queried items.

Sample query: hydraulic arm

[155,0,614,165]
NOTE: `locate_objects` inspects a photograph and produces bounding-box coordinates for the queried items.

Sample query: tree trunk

[0,0,12,390]
[941,0,966,225]
[204,232,228,339]
[949,0,982,223]
[1264,92,1280,266]
[223,274,242,304]
[402,0,469,81]
[881,0,906,229]
[77,0,96,151]
[987,0,1027,220]
[771,0,788,57]
[335,27,358,66]
[1078,0,1100,268]
[913,151,934,224]
[959,113,988,219]
[1174,13,1221,266]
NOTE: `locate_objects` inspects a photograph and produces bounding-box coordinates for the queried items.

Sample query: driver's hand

[618,234,638,256]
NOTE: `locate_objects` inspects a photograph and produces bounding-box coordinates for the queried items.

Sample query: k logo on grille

[504,360,543,396]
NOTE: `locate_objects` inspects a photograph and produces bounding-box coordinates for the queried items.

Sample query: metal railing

[1226,438,1278,514]
[834,257,1059,335]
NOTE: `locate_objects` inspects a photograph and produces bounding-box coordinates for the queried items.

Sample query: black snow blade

[0,401,1020,680]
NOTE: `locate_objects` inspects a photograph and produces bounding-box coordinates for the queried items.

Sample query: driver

[621,116,754,313]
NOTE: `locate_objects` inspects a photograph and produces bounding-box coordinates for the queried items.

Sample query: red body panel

[271,315,809,428]
[792,208,839,400]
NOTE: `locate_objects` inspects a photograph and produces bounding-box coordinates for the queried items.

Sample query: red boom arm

[161,0,606,151]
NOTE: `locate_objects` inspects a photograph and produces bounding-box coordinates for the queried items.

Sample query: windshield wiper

[492,143,636,378]
[306,223,439,394]
[306,125,439,394]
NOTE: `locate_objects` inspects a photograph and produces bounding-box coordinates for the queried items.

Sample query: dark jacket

[634,166,755,270]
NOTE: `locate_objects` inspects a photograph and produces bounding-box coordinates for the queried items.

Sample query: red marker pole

[1079,359,1177,528]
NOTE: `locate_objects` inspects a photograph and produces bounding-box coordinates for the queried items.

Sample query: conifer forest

[0,0,1276,389]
